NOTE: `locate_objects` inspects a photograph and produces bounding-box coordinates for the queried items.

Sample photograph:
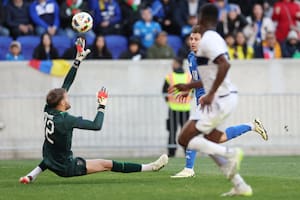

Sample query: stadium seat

[105,35,128,59]
[167,35,183,55]
[52,35,71,57]
[0,36,13,60]
[17,35,40,60]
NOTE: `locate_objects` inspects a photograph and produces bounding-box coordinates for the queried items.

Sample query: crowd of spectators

[1,0,300,61]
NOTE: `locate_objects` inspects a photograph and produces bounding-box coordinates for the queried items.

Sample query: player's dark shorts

[45,157,87,177]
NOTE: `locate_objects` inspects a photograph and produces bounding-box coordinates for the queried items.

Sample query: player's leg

[171,120,199,178]
[167,109,178,157]
[86,154,168,174]
[19,160,47,184]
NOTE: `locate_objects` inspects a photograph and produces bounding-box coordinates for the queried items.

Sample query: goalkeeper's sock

[111,161,142,173]
[26,166,43,181]
[225,124,252,141]
[185,149,197,169]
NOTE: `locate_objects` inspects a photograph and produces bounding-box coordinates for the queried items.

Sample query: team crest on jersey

[192,70,198,80]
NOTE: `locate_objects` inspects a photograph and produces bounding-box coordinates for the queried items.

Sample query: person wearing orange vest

[162,57,192,157]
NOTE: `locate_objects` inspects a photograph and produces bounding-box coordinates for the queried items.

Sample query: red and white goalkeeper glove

[97,87,108,111]
[74,37,91,67]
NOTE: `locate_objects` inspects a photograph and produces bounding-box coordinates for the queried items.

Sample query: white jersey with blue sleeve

[188,52,205,105]
[196,30,237,96]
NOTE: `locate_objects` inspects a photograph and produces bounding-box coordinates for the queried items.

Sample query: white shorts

[189,93,238,134]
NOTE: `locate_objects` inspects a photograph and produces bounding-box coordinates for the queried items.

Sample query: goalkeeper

[19,38,168,184]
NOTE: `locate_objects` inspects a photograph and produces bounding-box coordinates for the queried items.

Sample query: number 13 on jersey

[44,112,55,144]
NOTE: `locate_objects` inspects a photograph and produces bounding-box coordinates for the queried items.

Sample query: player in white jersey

[169,4,267,196]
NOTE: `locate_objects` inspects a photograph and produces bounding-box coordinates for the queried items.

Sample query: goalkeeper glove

[97,87,108,111]
[73,37,91,67]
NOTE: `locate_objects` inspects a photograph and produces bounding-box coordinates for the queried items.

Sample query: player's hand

[97,87,108,110]
[168,84,189,94]
[75,37,91,62]
[176,91,190,103]
[199,93,214,112]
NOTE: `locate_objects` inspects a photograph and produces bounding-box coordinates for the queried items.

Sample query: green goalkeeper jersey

[42,66,104,172]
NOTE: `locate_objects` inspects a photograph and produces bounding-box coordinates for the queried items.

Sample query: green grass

[0,156,300,200]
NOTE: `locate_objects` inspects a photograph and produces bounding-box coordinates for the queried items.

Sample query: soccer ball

[72,12,93,33]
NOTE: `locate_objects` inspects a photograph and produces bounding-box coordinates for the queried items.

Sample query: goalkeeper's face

[61,92,71,110]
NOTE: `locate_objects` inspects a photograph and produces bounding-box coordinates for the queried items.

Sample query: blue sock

[185,149,197,169]
[225,124,252,140]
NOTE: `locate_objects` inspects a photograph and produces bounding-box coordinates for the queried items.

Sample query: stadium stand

[167,35,183,55]
[105,35,128,59]
[0,36,13,60]
[16,35,40,60]
[52,35,71,57]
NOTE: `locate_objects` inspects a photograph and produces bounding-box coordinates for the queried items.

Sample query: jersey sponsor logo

[44,112,55,144]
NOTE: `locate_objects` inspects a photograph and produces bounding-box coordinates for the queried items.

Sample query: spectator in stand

[231,31,254,59]
[119,0,141,37]
[5,41,24,61]
[89,0,122,35]
[60,0,95,39]
[6,0,34,39]
[225,33,235,59]
[30,0,63,36]
[281,30,300,58]
[181,15,198,38]
[133,6,162,49]
[151,0,179,35]
[244,3,275,47]
[263,0,274,18]
[33,32,59,60]
[272,0,300,43]
[147,31,175,59]
[0,0,10,36]
[228,0,264,17]
[178,35,191,59]
[216,4,248,38]
[87,35,112,59]
[174,0,206,34]
[215,0,230,22]
[119,37,145,60]
[254,31,282,59]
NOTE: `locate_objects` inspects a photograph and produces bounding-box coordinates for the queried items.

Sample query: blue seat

[17,35,40,60]
[167,35,183,55]
[0,36,13,60]
[105,35,128,59]
[52,35,71,57]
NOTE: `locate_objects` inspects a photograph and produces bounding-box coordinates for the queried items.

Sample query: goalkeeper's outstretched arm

[62,37,91,91]
[74,87,108,131]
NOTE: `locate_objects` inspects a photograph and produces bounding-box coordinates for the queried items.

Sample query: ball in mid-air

[72,12,93,33]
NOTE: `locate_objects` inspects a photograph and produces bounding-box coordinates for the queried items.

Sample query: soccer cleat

[152,154,168,171]
[221,148,244,179]
[170,168,195,178]
[253,118,268,141]
[221,184,253,197]
[19,176,32,184]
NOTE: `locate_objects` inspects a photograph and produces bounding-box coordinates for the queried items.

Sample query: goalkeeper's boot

[152,154,168,171]
[19,176,32,184]
[253,118,268,140]
[221,148,244,179]
[221,183,253,197]
[171,168,195,178]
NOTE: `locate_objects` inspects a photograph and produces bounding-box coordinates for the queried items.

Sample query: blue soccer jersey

[188,52,205,105]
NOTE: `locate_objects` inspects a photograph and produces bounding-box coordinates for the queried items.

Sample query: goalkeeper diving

[19,38,168,184]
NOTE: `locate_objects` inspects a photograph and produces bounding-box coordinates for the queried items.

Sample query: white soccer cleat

[152,154,168,171]
[253,118,268,141]
[170,168,195,178]
[221,148,244,179]
[221,183,253,197]
[19,176,32,184]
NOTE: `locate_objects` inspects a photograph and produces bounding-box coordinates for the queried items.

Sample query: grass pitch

[0,156,300,200]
